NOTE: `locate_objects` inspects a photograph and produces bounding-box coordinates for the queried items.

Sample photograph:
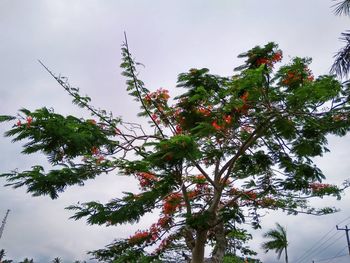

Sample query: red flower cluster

[175,125,183,134]
[256,51,283,67]
[272,51,283,62]
[193,174,207,185]
[144,88,170,104]
[128,230,150,245]
[163,192,183,215]
[90,146,105,164]
[212,120,221,131]
[91,146,100,155]
[211,114,234,131]
[136,172,158,189]
[309,183,332,192]
[243,191,258,200]
[129,216,173,247]
[282,68,314,86]
[234,91,250,115]
[197,106,212,117]
[187,189,200,200]
[240,91,249,102]
[256,58,272,67]
[156,215,172,228]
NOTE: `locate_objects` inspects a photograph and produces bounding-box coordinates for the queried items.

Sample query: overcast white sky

[1,0,350,262]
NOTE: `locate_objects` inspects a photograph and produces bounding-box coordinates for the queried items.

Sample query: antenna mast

[0,210,10,240]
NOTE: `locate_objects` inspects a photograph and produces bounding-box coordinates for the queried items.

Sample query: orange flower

[307,75,314,81]
[223,115,232,124]
[175,125,182,134]
[91,146,99,155]
[256,58,271,66]
[163,193,182,215]
[212,121,221,130]
[240,91,249,101]
[128,230,150,244]
[136,172,158,188]
[272,51,283,62]
[198,107,211,117]
[157,216,171,228]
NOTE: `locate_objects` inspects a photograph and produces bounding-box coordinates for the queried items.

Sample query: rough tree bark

[191,230,208,263]
[210,222,227,263]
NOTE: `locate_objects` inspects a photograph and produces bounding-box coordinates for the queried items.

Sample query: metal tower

[0,210,10,240]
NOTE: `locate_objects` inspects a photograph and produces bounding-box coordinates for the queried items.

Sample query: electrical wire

[314,251,348,262]
[315,233,345,259]
[295,231,342,263]
[294,216,350,263]
[334,245,348,258]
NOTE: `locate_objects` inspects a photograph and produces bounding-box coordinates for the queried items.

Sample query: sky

[1,0,350,262]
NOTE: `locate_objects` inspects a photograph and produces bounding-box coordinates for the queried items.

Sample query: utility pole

[336,225,350,255]
[0,209,10,240]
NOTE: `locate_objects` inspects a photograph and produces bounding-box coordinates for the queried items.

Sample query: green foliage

[147,135,201,167]
[1,165,99,199]
[3,108,115,162]
[2,39,350,262]
[68,175,176,225]
[223,255,262,263]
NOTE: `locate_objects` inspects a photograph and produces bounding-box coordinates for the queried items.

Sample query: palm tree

[261,223,288,263]
[331,0,350,78]
[0,249,5,261]
[51,257,62,263]
[333,0,350,16]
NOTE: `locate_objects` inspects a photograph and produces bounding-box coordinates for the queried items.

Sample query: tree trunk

[285,247,288,263]
[210,222,227,263]
[191,230,208,263]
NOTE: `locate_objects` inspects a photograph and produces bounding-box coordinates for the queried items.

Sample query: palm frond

[331,31,350,78]
[332,0,350,16]
[262,223,288,261]
[276,247,284,260]
[276,223,287,239]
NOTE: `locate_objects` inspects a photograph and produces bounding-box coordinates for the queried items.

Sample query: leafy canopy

[1,40,350,262]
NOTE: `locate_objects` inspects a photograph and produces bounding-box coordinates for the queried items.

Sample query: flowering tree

[1,40,350,263]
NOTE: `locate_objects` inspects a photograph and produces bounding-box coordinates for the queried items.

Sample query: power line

[334,245,348,258]
[294,216,350,263]
[295,231,342,263]
[314,252,349,263]
[294,216,350,262]
[336,224,350,255]
[315,233,345,260]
